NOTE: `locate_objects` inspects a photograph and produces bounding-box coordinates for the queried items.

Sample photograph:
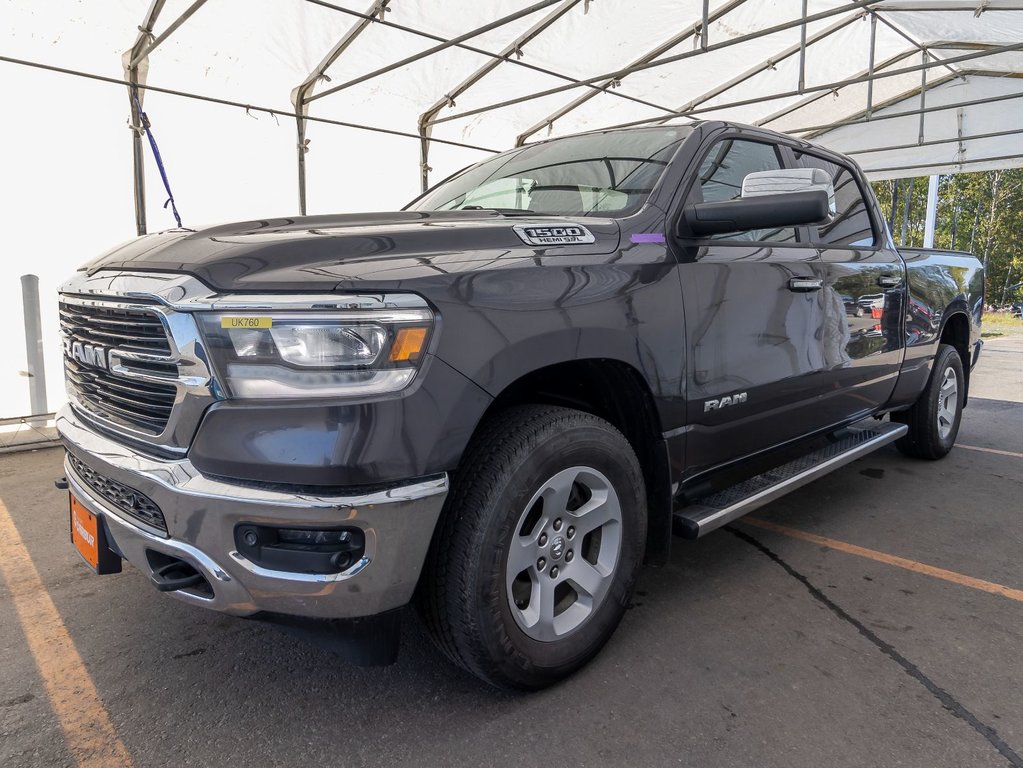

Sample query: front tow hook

[151,561,206,593]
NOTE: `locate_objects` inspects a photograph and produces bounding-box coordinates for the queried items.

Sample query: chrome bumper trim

[58,405,448,619]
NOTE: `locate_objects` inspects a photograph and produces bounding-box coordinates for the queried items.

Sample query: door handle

[878,275,902,288]
[788,277,823,292]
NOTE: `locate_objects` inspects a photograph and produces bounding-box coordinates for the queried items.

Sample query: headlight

[197,307,433,399]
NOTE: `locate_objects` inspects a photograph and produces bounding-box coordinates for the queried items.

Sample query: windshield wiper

[459,206,535,216]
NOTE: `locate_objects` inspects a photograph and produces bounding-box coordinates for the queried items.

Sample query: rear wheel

[417,405,646,690]
[893,343,964,460]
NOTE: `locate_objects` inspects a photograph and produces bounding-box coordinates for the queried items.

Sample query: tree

[870,169,1023,306]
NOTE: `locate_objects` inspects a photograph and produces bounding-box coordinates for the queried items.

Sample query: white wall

[0,66,485,418]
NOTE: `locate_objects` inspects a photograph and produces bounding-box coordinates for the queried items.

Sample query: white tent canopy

[1,0,1022,416]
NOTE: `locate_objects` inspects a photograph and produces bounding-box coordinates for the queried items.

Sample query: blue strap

[133,93,183,229]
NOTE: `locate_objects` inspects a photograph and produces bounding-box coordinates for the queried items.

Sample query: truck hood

[83,210,622,292]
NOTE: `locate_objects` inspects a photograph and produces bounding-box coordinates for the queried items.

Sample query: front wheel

[417,406,647,690]
[893,343,964,460]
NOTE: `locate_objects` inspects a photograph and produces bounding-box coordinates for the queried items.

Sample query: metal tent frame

[5,0,1023,232]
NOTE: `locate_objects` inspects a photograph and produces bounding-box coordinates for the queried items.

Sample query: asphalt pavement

[2,336,1021,768]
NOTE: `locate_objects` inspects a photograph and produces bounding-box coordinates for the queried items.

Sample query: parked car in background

[857,292,886,311]
[841,294,866,317]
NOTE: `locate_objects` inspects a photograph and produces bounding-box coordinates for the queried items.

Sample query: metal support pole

[127,0,208,69]
[798,0,808,93]
[129,100,148,237]
[20,275,47,417]
[419,0,580,190]
[121,0,204,233]
[923,174,939,248]
[701,0,710,49]
[950,193,960,250]
[123,0,185,237]
[871,12,962,82]
[866,12,876,117]
[956,107,966,161]
[918,50,928,143]
[292,0,387,214]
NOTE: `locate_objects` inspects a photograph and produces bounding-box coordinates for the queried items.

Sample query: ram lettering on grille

[64,339,109,370]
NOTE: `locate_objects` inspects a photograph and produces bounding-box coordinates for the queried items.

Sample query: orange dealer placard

[70,494,99,569]
[69,494,121,574]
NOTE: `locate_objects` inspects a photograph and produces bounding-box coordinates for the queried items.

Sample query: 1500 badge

[513,224,596,246]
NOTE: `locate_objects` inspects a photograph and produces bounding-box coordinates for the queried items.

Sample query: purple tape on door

[630,233,666,244]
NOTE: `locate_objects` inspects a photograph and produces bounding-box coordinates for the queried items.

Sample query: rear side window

[694,139,797,243]
[795,151,876,247]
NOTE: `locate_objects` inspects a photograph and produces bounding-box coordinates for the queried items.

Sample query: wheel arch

[456,357,674,567]
[938,309,972,405]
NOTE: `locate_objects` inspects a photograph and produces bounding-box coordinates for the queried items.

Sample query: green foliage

[870,170,1023,306]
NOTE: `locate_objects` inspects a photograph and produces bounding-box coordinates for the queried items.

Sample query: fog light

[277,528,352,547]
[234,524,365,575]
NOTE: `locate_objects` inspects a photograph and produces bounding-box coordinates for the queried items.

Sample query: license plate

[69,493,121,574]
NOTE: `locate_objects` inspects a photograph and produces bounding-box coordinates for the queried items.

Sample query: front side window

[694,139,797,243]
[795,151,876,247]
[408,126,691,218]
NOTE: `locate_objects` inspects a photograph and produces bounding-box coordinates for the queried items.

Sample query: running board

[674,420,908,539]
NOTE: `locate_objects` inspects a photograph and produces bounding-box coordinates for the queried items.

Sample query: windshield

[409,126,692,218]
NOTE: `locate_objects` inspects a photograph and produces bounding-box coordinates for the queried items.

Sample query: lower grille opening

[68,452,168,534]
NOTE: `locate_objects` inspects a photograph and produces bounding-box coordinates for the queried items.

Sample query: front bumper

[57,405,447,619]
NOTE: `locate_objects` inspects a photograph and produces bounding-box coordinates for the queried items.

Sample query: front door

[675,136,831,478]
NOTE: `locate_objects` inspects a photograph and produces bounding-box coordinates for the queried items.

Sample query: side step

[674,420,908,539]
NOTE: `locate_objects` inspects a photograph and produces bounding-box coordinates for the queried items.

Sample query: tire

[893,343,965,460]
[417,405,647,690]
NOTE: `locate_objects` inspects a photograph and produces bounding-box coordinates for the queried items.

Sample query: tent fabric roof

[5,0,1023,194]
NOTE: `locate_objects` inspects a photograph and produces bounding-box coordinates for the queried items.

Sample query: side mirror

[741,168,836,214]
[681,190,831,238]
[679,168,835,238]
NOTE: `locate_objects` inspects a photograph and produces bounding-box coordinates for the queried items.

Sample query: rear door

[674,135,832,477]
[792,149,905,424]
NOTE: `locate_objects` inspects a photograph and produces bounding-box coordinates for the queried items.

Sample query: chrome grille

[59,302,171,354]
[60,300,177,435]
[68,452,167,534]
[63,359,176,433]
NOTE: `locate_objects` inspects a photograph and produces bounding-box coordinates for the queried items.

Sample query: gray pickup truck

[58,121,983,689]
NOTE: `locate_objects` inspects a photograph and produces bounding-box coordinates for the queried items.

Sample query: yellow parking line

[742,517,1023,603]
[0,498,132,768]
[959,444,1023,460]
